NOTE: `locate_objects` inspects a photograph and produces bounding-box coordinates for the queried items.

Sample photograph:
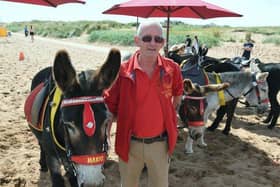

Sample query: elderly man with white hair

[105,21,183,187]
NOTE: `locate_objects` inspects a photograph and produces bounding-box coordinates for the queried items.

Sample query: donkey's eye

[64,121,76,133]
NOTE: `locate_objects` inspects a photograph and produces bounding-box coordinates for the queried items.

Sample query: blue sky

[0,0,279,27]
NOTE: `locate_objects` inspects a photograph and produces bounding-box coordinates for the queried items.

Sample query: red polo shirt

[104,50,183,162]
[133,59,164,137]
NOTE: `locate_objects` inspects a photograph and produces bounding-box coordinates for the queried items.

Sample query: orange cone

[19,52,24,61]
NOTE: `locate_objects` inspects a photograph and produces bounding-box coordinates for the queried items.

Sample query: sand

[0,33,279,187]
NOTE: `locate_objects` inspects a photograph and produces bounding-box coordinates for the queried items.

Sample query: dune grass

[263,36,280,46]
[5,20,280,48]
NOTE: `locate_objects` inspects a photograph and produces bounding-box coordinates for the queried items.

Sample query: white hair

[136,21,164,37]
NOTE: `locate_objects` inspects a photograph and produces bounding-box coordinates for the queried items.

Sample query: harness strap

[184,95,205,116]
[50,87,65,151]
[71,153,107,165]
[214,73,226,106]
[63,123,77,176]
[243,73,263,105]
[188,121,204,127]
[203,69,209,85]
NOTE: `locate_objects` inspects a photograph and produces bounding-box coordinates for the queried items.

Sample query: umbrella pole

[165,12,170,57]
[136,17,139,31]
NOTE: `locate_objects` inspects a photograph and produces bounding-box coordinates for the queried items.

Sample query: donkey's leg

[39,142,48,172]
[42,132,65,187]
[185,135,194,154]
[185,128,195,154]
[268,104,280,129]
[263,110,273,123]
[207,106,226,131]
[223,99,238,135]
[197,126,207,147]
[264,92,275,123]
[268,108,280,129]
[267,92,279,129]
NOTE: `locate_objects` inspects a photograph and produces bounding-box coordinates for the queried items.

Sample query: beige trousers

[119,140,170,187]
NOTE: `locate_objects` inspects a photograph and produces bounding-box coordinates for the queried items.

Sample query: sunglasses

[141,35,164,43]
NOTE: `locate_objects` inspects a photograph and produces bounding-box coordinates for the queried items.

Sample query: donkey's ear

[256,72,269,82]
[198,46,203,56]
[254,58,262,64]
[92,48,121,91]
[250,59,261,73]
[202,46,208,56]
[192,46,197,55]
[53,50,78,92]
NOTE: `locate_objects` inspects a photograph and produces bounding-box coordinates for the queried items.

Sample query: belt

[131,132,168,144]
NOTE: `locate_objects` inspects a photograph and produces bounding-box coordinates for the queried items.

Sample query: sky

[0,0,279,27]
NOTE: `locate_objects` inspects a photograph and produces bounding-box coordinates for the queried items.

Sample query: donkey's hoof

[267,125,274,129]
[222,130,230,136]
[207,126,216,132]
[40,167,48,172]
[198,143,207,148]
[263,119,271,123]
[185,150,193,154]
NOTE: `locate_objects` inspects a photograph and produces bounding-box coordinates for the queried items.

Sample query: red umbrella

[1,0,85,7]
[103,0,242,52]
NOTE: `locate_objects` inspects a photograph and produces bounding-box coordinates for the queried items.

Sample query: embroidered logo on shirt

[161,74,173,98]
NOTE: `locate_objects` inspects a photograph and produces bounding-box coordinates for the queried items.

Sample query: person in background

[24,25,28,37]
[242,40,254,60]
[29,25,34,42]
[105,21,183,187]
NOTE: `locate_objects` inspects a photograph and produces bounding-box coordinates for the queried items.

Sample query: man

[242,41,254,60]
[105,21,183,187]
[30,25,34,42]
[24,25,28,37]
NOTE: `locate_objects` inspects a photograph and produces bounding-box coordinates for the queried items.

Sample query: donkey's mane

[208,71,251,86]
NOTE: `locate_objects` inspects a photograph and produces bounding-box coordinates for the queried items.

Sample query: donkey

[24,49,121,187]
[179,79,230,141]
[203,59,269,134]
[181,66,269,153]
[250,59,280,129]
[178,48,269,135]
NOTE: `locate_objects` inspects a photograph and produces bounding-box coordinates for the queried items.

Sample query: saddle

[230,56,251,69]
[24,77,68,151]
[179,60,209,127]
[181,60,209,86]
[24,80,53,131]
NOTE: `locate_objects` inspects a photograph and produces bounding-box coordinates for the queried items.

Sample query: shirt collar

[133,51,163,71]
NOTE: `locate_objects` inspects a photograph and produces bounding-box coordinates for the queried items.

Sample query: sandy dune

[0,33,279,187]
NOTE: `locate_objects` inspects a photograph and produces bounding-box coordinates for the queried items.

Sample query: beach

[0,33,279,187]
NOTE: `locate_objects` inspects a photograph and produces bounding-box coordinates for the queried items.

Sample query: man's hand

[173,95,182,111]
[107,111,116,124]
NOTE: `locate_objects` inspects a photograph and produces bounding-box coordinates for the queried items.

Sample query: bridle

[182,94,207,127]
[60,96,110,176]
[242,74,269,105]
[224,73,269,105]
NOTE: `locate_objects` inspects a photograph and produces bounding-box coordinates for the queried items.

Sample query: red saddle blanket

[24,83,49,131]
